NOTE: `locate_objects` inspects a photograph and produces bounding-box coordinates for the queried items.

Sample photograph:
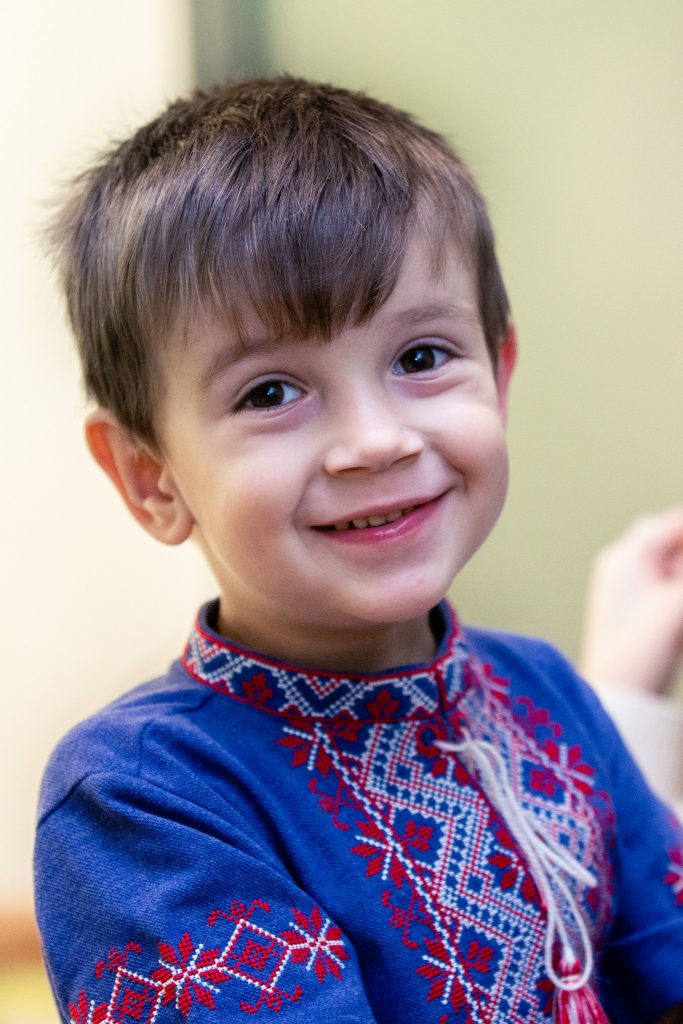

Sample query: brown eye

[395,345,448,374]
[240,380,301,410]
[248,382,285,407]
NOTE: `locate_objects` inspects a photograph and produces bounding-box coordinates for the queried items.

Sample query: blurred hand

[580,506,683,695]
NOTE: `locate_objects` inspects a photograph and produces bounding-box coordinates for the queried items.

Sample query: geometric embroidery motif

[279,679,610,1023]
[182,602,471,722]
[182,601,614,1023]
[68,900,347,1022]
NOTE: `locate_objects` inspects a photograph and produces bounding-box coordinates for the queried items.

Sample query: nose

[323,394,424,475]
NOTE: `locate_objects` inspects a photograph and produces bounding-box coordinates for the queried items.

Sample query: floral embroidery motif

[417,934,499,1020]
[242,673,274,707]
[277,682,609,1021]
[68,901,347,1022]
[416,937,475,1019]
[279,905,348,983]
[665,847,683,905]
[182,603,613,1022]
[380,889,431,950]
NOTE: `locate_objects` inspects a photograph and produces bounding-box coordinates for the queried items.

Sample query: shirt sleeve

[582,687,683,1024]
[35,769,378,1024]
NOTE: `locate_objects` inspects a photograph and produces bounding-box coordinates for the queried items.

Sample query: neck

[215,607,438,674]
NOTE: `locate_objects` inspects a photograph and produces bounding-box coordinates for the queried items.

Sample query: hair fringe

[46,76,510,445]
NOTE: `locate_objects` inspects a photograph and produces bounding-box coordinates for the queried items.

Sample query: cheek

[456,417,509,549]
[441,406,508,477]
[479,431,510,516]
[209,453,306,545]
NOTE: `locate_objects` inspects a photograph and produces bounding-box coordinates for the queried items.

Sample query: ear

[85,409,195,546]
[495,320,517,421]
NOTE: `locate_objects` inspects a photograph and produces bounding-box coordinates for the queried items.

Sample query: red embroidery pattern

[665,846,683,905]
[381,889,431,950]
[417,935,497,1021]
[279,675,611,1022]
[279,906,347,983]
[68,901,347,1023]
[183,606,614,1022]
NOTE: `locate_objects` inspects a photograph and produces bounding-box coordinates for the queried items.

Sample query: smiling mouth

[320,505,418,532]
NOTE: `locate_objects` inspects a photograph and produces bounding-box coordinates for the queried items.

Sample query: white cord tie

[436,731,596,992]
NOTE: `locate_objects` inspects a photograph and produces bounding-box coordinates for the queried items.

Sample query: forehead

[168,235,480,387]
[386,234,479,314]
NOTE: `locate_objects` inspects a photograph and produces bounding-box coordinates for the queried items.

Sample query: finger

[625,506,683,562]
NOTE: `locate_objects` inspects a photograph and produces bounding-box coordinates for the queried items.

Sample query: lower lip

[315,495,445,546]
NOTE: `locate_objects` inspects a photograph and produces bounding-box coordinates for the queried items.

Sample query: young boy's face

[154,236,515,670]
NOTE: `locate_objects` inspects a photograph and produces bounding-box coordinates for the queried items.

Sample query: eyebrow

[380,302,483,332]
[195,335,279,395]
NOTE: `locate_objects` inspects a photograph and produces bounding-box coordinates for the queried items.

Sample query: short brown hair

[48,76,510,447]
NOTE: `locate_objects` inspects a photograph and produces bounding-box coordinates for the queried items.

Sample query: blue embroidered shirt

[35,601,683,1024]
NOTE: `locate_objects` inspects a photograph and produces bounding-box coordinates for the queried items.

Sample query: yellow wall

[0,0,212,908]
[266,0,683,659]
[5,0,683,912]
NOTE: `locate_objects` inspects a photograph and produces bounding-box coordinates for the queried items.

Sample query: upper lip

[313,491,446,530]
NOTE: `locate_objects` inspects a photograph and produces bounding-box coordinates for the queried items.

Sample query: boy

[35,77,683,1024]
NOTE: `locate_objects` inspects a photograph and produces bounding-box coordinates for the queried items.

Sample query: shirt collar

[181,599,475,722]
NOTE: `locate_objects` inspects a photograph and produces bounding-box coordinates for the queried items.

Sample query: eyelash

[234,342,453,413]
[236,379,302,412]
[393,342,452,375]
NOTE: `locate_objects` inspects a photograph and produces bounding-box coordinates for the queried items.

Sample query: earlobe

[495,320,518,421]
[85,409,195,546]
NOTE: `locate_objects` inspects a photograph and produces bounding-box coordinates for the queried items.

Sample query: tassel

[554,961,612,1024]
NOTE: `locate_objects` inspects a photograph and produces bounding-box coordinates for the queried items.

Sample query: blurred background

[2,1,682,1019]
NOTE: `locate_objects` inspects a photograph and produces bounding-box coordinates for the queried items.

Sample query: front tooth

[352,517,370,529]
[384,510,402,523]
[367,515,387,527]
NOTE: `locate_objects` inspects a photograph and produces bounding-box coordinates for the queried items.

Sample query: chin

[348,580,451,627]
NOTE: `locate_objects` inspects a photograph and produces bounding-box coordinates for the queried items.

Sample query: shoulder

[464,623,576,679]
[463,623,590,704]
[462,623,623,767]
[37,660,218,822]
